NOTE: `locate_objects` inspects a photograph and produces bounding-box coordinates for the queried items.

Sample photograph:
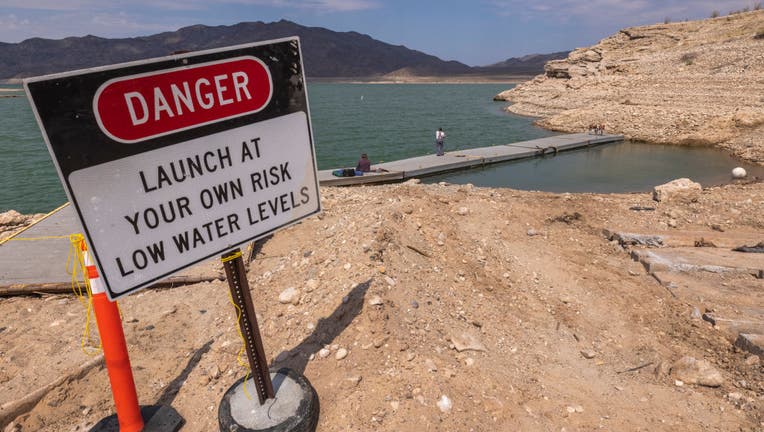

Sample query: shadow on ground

[270,279,371,375]
[155,339,214,406]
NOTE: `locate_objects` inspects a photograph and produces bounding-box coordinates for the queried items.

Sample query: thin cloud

[1,0,100,11]
[161,0,380,12]
[4,0,379,13]
[488,0,758,24]
[0,0,381,43]
[301,0,380,11]
[0,11,179,42]
[0,14,30,30]
[89,12,176,34]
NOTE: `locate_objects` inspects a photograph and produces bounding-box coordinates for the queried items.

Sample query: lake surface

[1,83,761,214]
[308,83,557,168]
[0,91,65,215]
[424,140,764,193]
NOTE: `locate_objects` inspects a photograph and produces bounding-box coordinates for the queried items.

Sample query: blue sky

[0,0,756,65]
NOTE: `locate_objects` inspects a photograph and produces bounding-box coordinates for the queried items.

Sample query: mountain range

[0,20,568,81]
[479,52,571,75]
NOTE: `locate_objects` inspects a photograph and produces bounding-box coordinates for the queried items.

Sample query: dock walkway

[318,133,623,186]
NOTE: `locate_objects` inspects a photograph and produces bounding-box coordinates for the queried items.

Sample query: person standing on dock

[435,127,446,156]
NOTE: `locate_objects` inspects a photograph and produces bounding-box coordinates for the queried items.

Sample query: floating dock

[318,133,623,186]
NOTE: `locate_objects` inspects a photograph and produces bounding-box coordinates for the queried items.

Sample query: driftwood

[0,274,224,297]
[0,355,104,428]
[406,244,432,258]
[617,361,654,374]
[732,241,764,253]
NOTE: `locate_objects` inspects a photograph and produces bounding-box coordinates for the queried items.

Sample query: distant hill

[0,20,471,80]
[477,51,571,74]
[0,20,563,80]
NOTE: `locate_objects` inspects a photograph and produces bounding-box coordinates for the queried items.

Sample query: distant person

[435,127,446,156]
[356,153,371,172]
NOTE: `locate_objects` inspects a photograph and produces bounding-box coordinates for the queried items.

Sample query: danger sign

[25,38,321,299]
[94,56,273,143]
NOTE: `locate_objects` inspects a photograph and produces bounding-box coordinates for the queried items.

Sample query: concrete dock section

[0,204,222,294]
[0,204,84,289]
[318,133,623,186]
[607,228,764,357]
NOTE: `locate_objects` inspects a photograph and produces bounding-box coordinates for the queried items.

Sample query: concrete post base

[218,368,319,432]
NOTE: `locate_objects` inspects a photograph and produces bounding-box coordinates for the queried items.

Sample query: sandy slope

[1,180,762,431]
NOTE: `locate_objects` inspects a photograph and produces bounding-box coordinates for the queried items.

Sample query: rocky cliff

[494,10,764,165]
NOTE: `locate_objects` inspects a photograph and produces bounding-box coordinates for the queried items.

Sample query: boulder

[581,49,602,62]
[732,111,764,128]
[735,333,764,357]
[450,331,487,352]
[670,356,724,387]
[0,210,27,226]
[569,48,602,63]
[653,178,701,202]
[278,287,300,305]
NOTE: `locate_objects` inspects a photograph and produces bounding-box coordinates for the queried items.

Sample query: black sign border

[24,37,321,300]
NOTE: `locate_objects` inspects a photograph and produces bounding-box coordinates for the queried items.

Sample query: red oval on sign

[94,56,272,143]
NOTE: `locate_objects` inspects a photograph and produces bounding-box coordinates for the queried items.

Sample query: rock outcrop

[0,210,43,242]
[495,10,764,165]
[652,178,702,202]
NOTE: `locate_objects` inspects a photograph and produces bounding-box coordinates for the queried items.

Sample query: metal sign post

[221,248,274,404]
[216,244,320,430]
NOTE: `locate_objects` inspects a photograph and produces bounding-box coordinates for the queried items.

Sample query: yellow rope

[68,234,101,356]
[0,202,70,246]
[10,231,112,355]
[221,250,243,263]
[6,235,71,241]
[226,286,253,400]
[222,252,252,400]
[3,222,104,355]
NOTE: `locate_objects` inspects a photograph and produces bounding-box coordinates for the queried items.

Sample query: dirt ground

[1,178,762,431]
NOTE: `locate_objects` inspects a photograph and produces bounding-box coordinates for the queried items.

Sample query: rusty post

[221,248,274,404]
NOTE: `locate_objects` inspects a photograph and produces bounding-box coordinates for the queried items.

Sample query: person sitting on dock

[435,127,446,156]
[356,153,371,172]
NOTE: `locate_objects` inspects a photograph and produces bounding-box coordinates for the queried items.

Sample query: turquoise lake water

[423,141,764,193]
[1,83,762,214]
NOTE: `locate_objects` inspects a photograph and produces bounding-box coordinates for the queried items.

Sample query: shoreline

[0,88,23,97]
[0,75,534,86]
[308,74,533,84]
